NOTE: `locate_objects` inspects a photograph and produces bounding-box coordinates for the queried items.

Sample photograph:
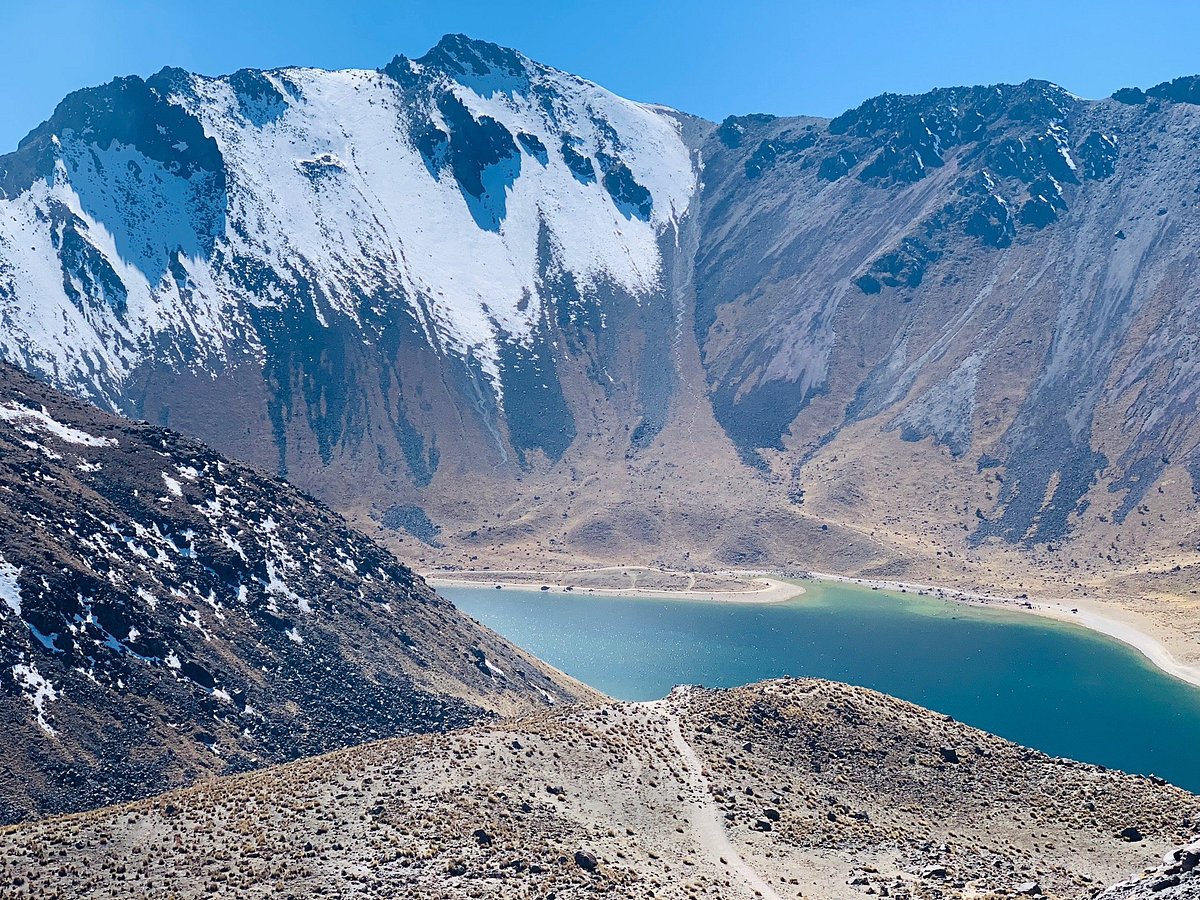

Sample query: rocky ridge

[0,362,592,824]
[0,679,1194,899]
[0,681,1195,900]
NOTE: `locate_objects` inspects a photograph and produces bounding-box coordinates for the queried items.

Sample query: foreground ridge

[1,679,1194,899]
[663,702,785,900]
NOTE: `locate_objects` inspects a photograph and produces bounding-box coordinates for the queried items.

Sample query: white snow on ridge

[162,472,184,498]
[0,46,697,401]
[0,170,245,406]
[12,663,58,735]
[0,402,116,447]
[178,61,695,385]
[0,553,22,617]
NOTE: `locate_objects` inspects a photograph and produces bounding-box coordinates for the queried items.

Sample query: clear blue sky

[3,0,1199,151]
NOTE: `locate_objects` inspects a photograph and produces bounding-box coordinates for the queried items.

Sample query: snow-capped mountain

[0,33,693,456]
[0,362,589,823]
[6,37,1200,601]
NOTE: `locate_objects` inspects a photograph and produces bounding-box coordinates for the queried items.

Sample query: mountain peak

[419,33,528,78]
[382,33,535,94]
[7,42,1200,593]
[1112,73,1200,105]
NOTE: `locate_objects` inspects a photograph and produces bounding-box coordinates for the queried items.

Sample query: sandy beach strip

[425,571,805,604]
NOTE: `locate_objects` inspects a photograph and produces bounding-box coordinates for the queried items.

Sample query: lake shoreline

[426,570,804,604]
[804,571,1200,691]
[426,567,1200,691]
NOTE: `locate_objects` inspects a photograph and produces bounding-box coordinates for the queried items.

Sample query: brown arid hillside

[0,679,1195,900]
[0,363,595,825]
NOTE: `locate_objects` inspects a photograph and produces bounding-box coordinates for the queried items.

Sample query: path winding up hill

[1,679,1194,899]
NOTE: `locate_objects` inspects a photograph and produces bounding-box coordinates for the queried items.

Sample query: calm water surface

[444,580,1200,792]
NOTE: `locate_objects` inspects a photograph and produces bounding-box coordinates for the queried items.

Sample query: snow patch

[12,664,58,735]
[0,553,21,617]
[162,472,183,498]
[0,403,116,447]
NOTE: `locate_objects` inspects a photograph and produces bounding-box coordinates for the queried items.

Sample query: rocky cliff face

[4,37,1200,606]
[0,363,589,823]
[694,79,1200,545]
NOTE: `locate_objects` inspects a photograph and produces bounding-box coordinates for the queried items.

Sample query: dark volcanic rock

[0,363,587,824]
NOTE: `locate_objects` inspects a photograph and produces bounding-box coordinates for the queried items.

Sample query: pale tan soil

[1,679,1195,900]
[427,566,805,603]
[1098,835,1200,899]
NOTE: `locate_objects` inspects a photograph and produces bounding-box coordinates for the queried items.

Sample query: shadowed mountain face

[0,363,590,824]
[4,35,1200,594]
[693,80,1193,546]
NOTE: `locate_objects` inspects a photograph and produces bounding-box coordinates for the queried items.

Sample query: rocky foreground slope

[1,679,1194,899]
[0,363,592,824]
[1099,836,1200,900]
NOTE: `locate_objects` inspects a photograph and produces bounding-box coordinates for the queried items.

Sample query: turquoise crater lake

[444,580,1200,794]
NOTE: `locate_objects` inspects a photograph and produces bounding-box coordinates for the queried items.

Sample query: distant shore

[426,570,805,604]
[426,566,1200,691]
[805,571,1200,691]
